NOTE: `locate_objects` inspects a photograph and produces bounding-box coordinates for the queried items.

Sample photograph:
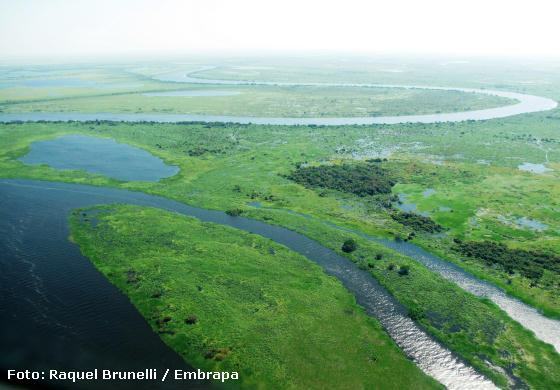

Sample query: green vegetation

[0,117,558,318]
[454,239,559,281]
[262,214,560,389]
[341,238,358,253]
[1,65,515,118]
[391,212,443,233]
[70,205,439,389]
[288,163,395,196]
[2,58,560,388]
[3,84,511,117]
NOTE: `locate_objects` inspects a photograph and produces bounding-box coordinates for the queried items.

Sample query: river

[0,68,556,125]
[0,179,496,390]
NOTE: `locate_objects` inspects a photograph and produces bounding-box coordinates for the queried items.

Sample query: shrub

[391,212,443,233]
[226,208,243,216]
[398,265,410,276]
[408,307,424,321]
[454,240,559,281]
[342,238,358,253]
[288,163,395,196]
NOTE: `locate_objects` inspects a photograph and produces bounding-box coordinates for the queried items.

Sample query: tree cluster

[391,212,443,233]
[454,240,559,281]
[288,163,395,196]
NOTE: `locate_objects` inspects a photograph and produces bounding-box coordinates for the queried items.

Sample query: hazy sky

[1,0,559,60]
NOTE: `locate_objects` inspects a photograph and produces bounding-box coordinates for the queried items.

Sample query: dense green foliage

[391,212,443,233]
[70,205,439,389]
[288,163,395,196]
[341,238,358,253]
[455,240,560,280]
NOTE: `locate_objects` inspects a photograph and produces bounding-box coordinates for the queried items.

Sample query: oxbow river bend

[0,67,557,125]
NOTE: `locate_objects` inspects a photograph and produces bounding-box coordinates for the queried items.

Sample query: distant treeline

[454,240,560,280]
[288,162,395,196]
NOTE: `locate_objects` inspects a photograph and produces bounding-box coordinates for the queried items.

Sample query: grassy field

[1,116,560,388]
[0,62,516,118]
[190,58,560,99]
[1,114,557,316]
[69,204,440,389]
[0,84,514,117]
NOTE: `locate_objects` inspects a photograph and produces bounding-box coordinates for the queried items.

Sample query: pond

[518,162,553,174]
[20,135,179,182]
[516,217,548,231]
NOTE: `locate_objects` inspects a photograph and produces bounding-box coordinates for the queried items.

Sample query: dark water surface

[0,179,495,389]
[19,135,179,182]
[0,180,207,390]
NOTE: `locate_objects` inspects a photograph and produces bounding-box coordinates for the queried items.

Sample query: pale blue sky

[1,0,559,61]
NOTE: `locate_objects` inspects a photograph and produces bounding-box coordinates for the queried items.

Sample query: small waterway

[248,201,560,352]
[316,220,560,353]
[0,179,496,390]
[518,162,553,174]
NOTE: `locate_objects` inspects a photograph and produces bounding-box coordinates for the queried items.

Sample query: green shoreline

[69,204,441,389]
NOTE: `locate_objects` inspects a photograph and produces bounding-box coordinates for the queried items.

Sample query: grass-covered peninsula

[69,204,440,389]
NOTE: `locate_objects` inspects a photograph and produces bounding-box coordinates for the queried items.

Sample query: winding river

[0,67,557,125]
[0,179,496,390]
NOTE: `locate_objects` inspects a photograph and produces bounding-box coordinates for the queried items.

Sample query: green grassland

[190,58,560,99]
[1,82,513,118]
[69,204,440,389]
[2,115,560,388]
[0,116,558,318]
[0,66,171,102]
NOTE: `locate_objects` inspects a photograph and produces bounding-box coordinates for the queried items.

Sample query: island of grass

[70,205,439,389]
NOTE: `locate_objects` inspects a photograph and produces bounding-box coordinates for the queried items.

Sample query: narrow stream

[251,203,560,353]
[0,179,495,389]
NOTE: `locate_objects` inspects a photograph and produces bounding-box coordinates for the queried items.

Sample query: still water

[20,135,179,182]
